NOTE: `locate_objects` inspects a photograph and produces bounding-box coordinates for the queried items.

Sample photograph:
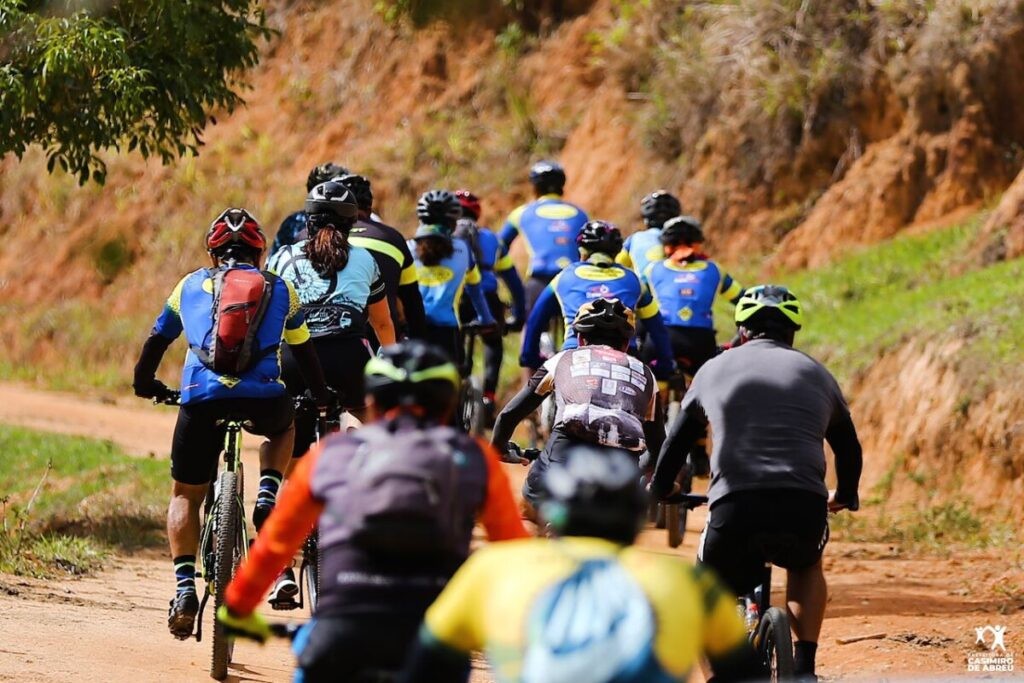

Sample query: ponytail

[306,224,351,275]
[416,236,454,267]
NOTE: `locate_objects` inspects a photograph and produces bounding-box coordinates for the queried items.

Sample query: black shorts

[641,326,718,374]
[524,274,553,312]
[698,489,829,596]
[522,430,637,507]
[423,325,462,366]
[293,613,422,681]
[171,395,294,485]
[281,336,371,411]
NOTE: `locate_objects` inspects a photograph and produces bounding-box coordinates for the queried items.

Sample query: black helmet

[364,341,460,419]
[539,446,647,544]
[528,160,566,193]
[306,162,349,192]
[305,181,359,231]
[416,190,462,229]
[659,215,704,246]
[571,298,635,343]
[336,174,373,212]
[576,220,624,257]
[640,190,681,228]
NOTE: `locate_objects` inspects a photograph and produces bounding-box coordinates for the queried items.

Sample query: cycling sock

[256,469,283,508]
[794,640,818,676]
[173,555,196,596]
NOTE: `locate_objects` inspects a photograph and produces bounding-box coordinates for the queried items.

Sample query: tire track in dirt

[1,383,1022,681]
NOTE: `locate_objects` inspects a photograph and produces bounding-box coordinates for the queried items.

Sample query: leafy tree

[0,0,270,184]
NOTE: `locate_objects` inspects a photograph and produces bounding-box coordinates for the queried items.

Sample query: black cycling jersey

[349,217,426,340]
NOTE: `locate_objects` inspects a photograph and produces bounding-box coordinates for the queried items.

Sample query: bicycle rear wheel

[756,606,795,681]
[302,530,320,610]
[210,471,239,681]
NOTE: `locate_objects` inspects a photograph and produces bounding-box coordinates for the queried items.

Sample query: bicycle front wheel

[210,471,239,681]
[756,606,795,681]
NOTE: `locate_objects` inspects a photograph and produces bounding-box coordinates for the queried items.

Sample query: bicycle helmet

[528,160,566,194]
[571,298,636,342]
[306,162,349,192]
[413,223,453,241]
[305,181,359,226]
[455,189,482,221]
[364,340,460,417]
[659,215,704,246]
[540,446,646,544]
[640,190,682,228]
[416,190,462,229]
[734,285,803,331]
[206,208,266,256]
[336,174,373,212]
[577,220,624,256]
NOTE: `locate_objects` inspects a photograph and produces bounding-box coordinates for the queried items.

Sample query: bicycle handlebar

[153,390,181,406]
[507,442,541,462]
[660,492,709,509]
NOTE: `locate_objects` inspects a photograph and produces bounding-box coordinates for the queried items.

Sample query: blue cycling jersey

[412,237,495,328]
[643,258,742,330]
[267,241,385,338]
[622,228,665,275]
[499,195,589,279]
[151,265,309,405]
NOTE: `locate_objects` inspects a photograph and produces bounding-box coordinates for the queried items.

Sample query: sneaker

[252,502,274,532]
[168,590,199,640]
[268,568,299,610]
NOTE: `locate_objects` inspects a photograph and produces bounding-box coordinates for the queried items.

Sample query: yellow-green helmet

[734,285,803,331]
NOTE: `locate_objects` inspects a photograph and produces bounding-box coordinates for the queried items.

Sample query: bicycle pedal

[269,597,299,611]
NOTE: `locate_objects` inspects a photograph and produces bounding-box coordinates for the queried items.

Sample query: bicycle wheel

[756,606,795,681]
[210,471,239,681]
[468,377,486,436]
[666,504,682,548]
[303,530,319,610]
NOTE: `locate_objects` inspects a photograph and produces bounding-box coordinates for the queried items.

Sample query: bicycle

[526,316,563,448]
[289,393,343,613]
[458,322,488,436]
[154,390,249,681]
[652,362,698,549]
[666,492,795,681]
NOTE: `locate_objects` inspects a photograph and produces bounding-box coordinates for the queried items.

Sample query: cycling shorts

[524,274,553,312]
[697,489,829,596]
[641,326,717,375]
[522,430,637,507]
[292,613,422,682]
[423,324,462,367]
[170,395,295,485]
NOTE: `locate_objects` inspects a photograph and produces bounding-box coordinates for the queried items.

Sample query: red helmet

[455,189,482,221]
[206,208,266,253]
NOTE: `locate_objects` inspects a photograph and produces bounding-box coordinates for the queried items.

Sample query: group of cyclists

[131,158,863,682]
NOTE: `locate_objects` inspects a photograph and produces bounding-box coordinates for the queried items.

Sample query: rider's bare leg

[261,423,295,475]
[786,559,827,675]
[167,481,209,558]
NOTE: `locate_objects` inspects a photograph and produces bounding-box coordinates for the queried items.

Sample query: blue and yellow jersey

[421,537,748,683]
[499,195,589,279]
[474,227,503,293]
[617,227,665,275]
[413,237,484,328]
[644,258,742,330]
[151,265,309,405]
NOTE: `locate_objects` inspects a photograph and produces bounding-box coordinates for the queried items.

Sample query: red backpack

[192,266,279,376]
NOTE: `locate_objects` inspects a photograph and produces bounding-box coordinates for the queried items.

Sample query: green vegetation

[0,426,166,577]
[0,0,271,184]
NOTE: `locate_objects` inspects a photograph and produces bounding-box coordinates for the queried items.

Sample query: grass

[0,426,166,577]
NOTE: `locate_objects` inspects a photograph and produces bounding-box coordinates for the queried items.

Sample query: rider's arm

[281,281,330,401]
[694,564,767,682]
[464,263,496,325]
[615,244,634,269]
[133,277,187,396]
[719,272,743,304]
[475,439,530,540]
[642,392,666,473]
[497,205,526,256]
[637,287,675,378]
[518,281,559,368]
[367,269,397,346]
[826,411,863,510]
[652,390,708,498]
[495,253,527,323]
[225,445,325,616]
[398,240,427,338]
[491,367,550,450]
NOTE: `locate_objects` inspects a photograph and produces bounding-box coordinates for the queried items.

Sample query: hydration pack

[454,218,488,272]
[191,266,279,376]
[341,424,467,556]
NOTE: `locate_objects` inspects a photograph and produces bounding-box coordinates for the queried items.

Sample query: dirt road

[1,383,1022,681]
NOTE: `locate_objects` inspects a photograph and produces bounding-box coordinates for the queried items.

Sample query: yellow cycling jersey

[422,537,747,682]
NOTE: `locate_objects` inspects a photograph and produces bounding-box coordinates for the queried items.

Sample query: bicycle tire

[303,531,319,610]
[468,376,486,436]
[666,399,681,424]
[210,471,239,681]
[756,606,795,681]
[666,504,682,548]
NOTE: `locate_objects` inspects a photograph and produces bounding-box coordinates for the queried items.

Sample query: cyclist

[642,215,742,474]
[616,190,682,274]
[652,285,863,681]
[132,208,330,639]
[272,162,349,253]
[412,190,496,364]
[218,341,528,681]
[400,446,764,683]
[499,160,589,311]
[519,220,675,379]
[453,189,526,421]
[339,173,427,342]
[493,298,665,517]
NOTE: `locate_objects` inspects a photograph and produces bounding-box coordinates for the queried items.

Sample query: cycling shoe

[268,568,299,610]
[168,590,199,640]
